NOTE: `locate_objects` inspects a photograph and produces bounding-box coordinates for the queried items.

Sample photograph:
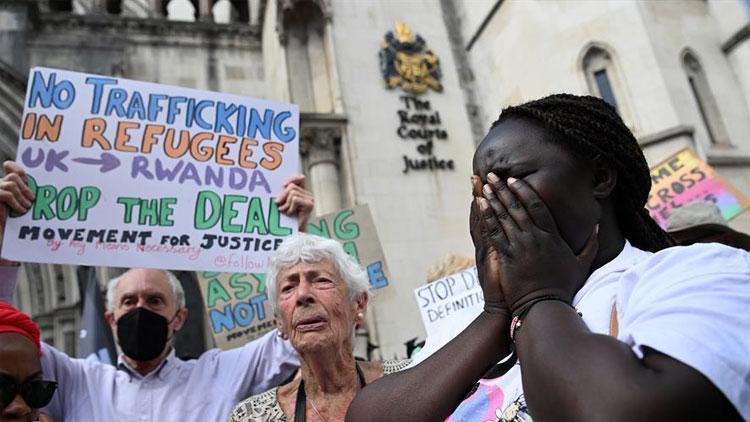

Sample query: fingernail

[595,223,600,234]
[483,184,492,195]
[507,177,518,185]
[487,172,499,183]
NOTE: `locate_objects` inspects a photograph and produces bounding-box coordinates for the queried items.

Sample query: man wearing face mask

[0,161,312,421]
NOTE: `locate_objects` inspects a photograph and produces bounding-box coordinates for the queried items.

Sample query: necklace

[293,362,366,422]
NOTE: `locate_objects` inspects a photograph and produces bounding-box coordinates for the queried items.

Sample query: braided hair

[491,94,673,252]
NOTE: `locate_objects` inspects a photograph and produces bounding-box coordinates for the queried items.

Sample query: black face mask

[116,307,176,361]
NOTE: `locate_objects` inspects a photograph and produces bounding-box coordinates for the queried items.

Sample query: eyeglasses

[0,379,58,409]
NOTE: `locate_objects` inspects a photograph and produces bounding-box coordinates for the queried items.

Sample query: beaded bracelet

[509,295,578,342]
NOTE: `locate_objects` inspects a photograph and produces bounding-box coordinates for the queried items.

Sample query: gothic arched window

[582,46,621,111]
[580,44,637,130]
[682,50,730,145]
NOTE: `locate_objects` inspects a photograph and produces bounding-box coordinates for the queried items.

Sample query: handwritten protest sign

[197,271,274,349]
[306,204,390,289]
[413,266,482,337]
[2,67,299,272]
[647,148,750,228]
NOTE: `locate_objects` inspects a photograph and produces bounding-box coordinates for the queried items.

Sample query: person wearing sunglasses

[0,302,57,422]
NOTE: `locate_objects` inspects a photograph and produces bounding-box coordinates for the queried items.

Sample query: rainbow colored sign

[646,148,749,228]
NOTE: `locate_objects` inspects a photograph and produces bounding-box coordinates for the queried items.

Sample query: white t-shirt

[445,241,750,421]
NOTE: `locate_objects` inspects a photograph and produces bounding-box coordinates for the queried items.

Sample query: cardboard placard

[2,67,299,272]
[413,266,482,337]
[647,148,750,228]
[306,204,390,289]
[197,271,274,349]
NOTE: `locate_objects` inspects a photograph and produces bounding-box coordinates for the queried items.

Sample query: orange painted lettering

[21,113,36,140]
[259,142,284,170]
[215,135,237,166]
[190,132,214,162]
[114,121,140,152]
[165,129,189,158]
[142,124,165,154]
[238,138,258,169]
[81,118,112,150]
[35,114,63,142]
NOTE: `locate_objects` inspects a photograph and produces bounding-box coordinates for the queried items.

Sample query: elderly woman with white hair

[230,233,409,421]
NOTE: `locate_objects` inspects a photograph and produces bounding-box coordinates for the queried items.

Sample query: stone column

[322,20,345,114]
[198,0,213,21]
[248,0,260,26]
[300,127,342,215]
[0,0,31,75]
[151,0,163,17]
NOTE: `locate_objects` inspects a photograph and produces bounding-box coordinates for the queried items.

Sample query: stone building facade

[1,0,749,359]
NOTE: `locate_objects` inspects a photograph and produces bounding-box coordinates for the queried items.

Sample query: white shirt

[445,242,750,420]
[0,267,299,422]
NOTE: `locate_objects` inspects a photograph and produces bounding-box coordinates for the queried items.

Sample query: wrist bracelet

[509,295,576,342]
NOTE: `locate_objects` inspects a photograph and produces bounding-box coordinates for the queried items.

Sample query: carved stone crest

[379,21,442,95]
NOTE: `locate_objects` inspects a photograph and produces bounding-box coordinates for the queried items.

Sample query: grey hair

[106,269,186,312]
[267,233,370,315]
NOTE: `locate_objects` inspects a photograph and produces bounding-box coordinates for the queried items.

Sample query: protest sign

[197,271,273,349]
[2,67,299,272]
[306,204,390,289]
[647,148,750,228]
[413,266,482,337]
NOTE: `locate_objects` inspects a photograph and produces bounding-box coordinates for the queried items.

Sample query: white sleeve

[616,244,750,420]
[40,343,89,421]
[207,329,299,400]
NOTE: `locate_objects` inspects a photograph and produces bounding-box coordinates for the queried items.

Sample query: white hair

[106,269,186,312]
[267,233,370,315]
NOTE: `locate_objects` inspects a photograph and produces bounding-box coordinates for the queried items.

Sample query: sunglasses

[0,379,58,409]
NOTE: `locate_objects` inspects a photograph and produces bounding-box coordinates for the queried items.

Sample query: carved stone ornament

[379,20,443,95]
[299,126,341,167]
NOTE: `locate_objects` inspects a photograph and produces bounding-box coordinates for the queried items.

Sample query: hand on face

[477,173,599,310]
[276,175,314,231]
[469,175,509,315]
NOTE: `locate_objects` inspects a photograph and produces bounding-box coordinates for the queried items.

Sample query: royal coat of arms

[379,21,443,94]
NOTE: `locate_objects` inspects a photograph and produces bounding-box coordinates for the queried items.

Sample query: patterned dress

[229,360,411,422]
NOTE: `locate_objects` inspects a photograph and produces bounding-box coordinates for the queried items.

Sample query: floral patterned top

[229,360,411,422]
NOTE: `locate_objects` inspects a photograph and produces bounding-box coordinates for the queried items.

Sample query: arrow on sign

[72,153,121,173]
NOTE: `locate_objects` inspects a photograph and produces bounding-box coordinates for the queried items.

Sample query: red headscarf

[0,302,41,356]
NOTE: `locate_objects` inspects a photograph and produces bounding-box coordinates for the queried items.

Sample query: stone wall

[461,0,750,233]
[328,0,476,357]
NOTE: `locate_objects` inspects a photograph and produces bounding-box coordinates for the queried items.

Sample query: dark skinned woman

[347,94,749,421]
[0,303,57,422]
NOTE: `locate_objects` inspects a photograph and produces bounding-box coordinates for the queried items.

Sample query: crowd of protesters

[1,94,749,422]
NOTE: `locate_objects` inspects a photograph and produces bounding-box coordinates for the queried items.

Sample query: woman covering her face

[0,303,57,422]
[347,94,750,421]
[229,234,409,422]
